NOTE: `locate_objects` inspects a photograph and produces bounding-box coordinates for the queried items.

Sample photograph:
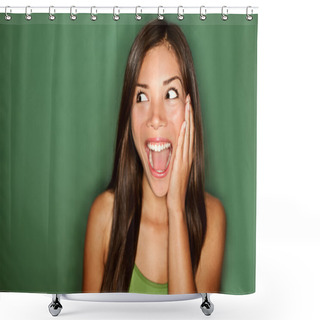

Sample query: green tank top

[129,264,168,294]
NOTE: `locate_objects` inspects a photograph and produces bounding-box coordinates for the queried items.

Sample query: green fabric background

[0,13,257,294]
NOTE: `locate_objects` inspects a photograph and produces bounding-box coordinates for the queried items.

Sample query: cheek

[131,109,139,145]
[131,105,148,127]
[131,107,147,146]
[167,103,185,132]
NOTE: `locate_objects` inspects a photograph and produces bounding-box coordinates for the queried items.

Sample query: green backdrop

[0,13,257,294]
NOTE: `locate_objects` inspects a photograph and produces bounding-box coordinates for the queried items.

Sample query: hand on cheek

[166,94,194,214]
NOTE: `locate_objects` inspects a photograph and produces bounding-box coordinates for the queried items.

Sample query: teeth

[166,149,172,168]
[149,149,153,167]
[147,142,171,152]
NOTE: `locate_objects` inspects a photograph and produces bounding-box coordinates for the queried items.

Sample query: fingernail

[183,121,187,128]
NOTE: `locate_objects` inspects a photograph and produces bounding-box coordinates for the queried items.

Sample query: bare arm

[195,194,226,292]
[82,191,113,293]
[168,195,226,294]
[166,96,226,294]
[167,96,196,293]
[168,210,196,293]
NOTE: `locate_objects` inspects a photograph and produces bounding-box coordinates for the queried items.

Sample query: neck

[141,174,168,225]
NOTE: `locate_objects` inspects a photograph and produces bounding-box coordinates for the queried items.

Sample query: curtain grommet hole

[25,6,32,21]
[113,6,120,21]
[135,6,142,21]
[200,6,207,21]
[221,6,228,21]
[90,6,97,21]
[49,6,56,21]
[158,6,164,20]
[70,6,77,21]
[5,6,12,21]
[177,6,184,21]
[246,6,253,21]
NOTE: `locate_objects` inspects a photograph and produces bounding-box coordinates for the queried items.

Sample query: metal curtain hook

[200,6,207,21]
[25,6,32,21]
[5,6,12,21]
[177,6,184,21]
[135,6,142,21]
[49,6,56,21]
[221,6,228,21]
[246,6,253,21]
[90,6,97,21]
[70,6,77,21]
[113,6,120,21]
[158,6,164,20]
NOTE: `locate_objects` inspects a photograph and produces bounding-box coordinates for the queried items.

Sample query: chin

[151,185,168,198]
[147,173,170,198]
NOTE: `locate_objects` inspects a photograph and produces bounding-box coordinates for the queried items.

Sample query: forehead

[138,44,181,81]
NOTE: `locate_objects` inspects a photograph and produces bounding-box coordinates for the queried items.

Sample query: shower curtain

[0,10,257,295]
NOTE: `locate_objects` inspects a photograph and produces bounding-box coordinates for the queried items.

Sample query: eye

[137,91,148,103]
[166,88,179,100]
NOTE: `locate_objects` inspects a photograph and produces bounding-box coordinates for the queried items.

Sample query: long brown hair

[101,19,207,292]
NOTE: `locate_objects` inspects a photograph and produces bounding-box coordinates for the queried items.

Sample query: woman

[82,19,226,294]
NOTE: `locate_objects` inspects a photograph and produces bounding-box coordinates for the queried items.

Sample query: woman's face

[131,44,186,197]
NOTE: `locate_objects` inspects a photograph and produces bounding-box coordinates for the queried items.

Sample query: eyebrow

[163,76,182,86]
[136,76,182,89]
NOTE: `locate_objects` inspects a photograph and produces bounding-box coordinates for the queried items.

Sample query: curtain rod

[0,6,258,15]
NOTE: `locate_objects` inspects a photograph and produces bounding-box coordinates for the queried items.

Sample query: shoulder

[83,190,114,292]
[87,190,114,236]
[205,193,226,222]
[195,193,226,292]
[90,190,114,218]
[204,192,226,233]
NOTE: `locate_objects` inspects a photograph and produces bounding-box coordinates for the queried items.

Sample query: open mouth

[145,138,172,178]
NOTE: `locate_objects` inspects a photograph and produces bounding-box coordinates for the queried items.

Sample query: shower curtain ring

[177,6,184,21]
[113,6,120,21]
[135,6,142,21]
[25,6,32,21]
[4,6,12,21]
[200,6,207,21]
[90,6,97,21]
[157,6,164,20]
[70,6,77,21]
[49,6,56,21]
[246,6,253,21]
[221,6,228,21]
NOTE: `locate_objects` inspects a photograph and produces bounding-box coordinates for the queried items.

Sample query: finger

[183,95,190,160]
[176,120,186,162]
[189,100,194,165]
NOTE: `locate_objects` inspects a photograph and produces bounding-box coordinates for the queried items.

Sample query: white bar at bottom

[61,293,201,302]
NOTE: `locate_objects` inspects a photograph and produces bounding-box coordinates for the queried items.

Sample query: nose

[147,100,167,130]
